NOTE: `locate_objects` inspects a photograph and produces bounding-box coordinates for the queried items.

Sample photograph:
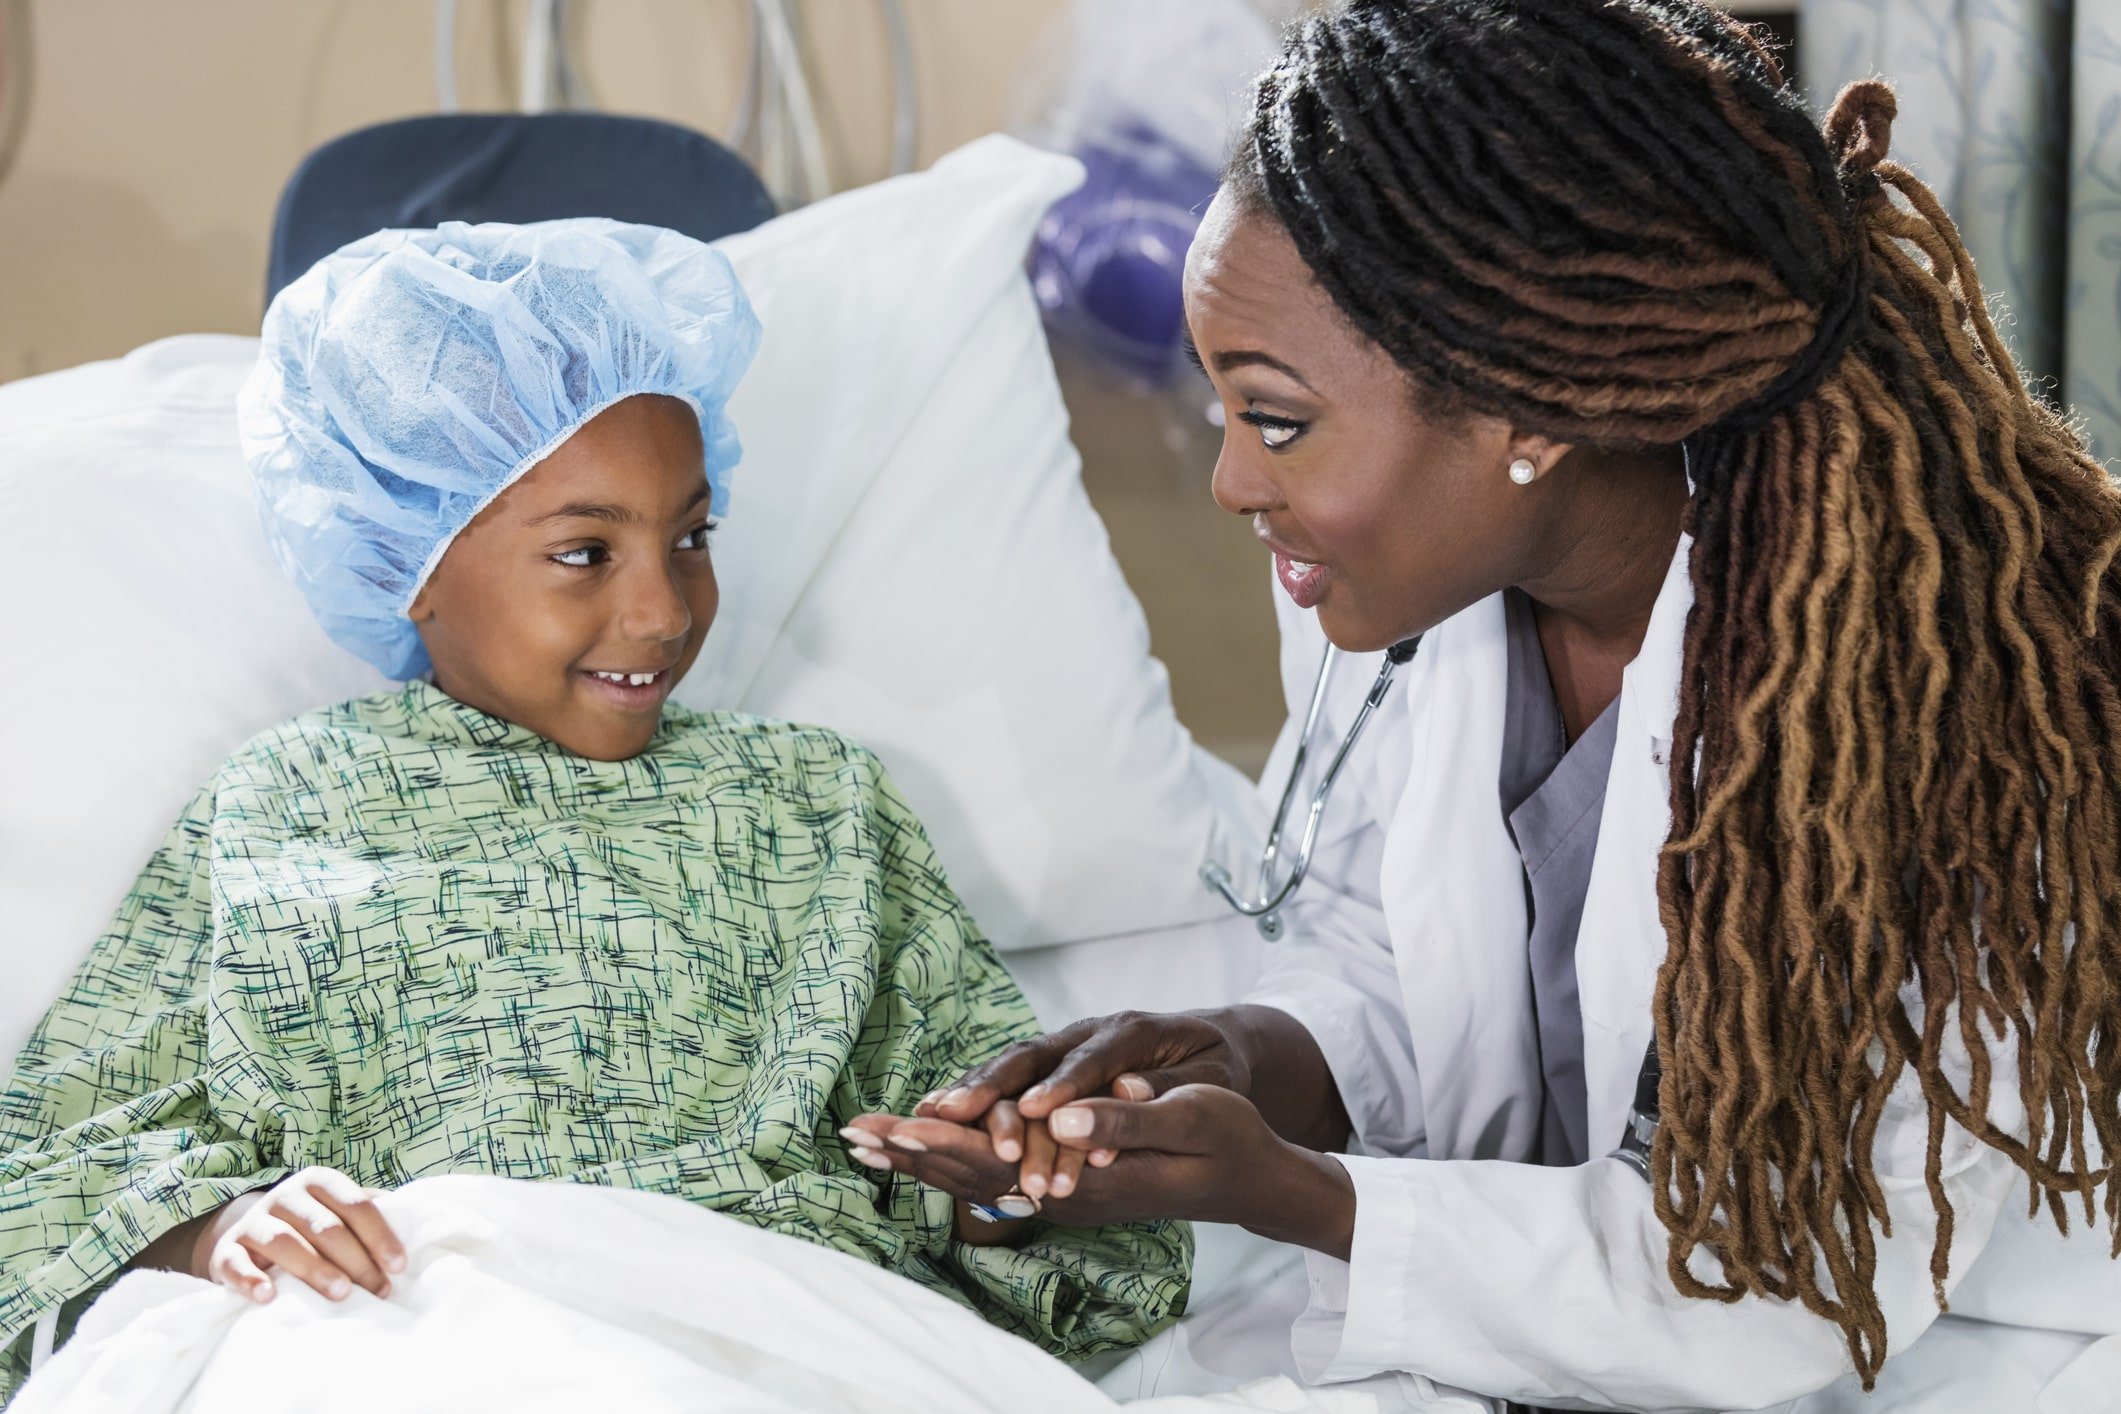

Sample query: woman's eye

[1238,411,1306,449]
[552,546,605,568]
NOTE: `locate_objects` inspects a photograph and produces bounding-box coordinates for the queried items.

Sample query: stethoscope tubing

[1201,634,1421,940]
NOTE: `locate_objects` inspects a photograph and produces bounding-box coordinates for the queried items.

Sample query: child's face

[408,394,718,761]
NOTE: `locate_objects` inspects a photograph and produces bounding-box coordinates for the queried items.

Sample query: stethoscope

[1200,635,1423,941]
[1200,627,1666,1181]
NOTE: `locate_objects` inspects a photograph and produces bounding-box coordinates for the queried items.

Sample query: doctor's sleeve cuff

[1289,1153,1422,1385]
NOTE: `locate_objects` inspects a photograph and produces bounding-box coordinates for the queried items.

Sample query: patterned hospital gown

[0,683,1190,1397]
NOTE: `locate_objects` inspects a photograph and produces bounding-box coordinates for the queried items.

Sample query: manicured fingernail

[1051,1173,1075,1196]
[940,1088,970,1109]
[376,1282,392,1300]
[1090,1148,1116,1167]
[1022,1084,1051,1106]
[252,1284,276,1304]
[996,1140,1022,1162]
[1021,1173,1048,1199]
[920,1090,943,1108]
[1050,1108,1093,1139]
[1116,1075,1154,1101]
[385,1253,407,1274]
[886,1133,927,1153]
[839,1125,882,1148]
[328,1279,350,1299]
[852,1148,893,1169]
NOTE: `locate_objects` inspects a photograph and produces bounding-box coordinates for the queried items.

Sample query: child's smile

[578,665,676,713]
[408,393,718,761]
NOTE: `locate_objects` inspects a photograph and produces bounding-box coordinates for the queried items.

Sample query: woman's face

[408,393,716,761]
[1183,190,1564,652]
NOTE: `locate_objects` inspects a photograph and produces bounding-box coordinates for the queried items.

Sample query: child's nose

[617,561,692,644]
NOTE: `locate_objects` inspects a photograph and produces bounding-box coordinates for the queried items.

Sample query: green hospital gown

[0,682,1190,1397]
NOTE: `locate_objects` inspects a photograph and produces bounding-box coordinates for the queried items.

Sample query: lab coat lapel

[1379,593,1543,1160]
[1577,535,1693,1154]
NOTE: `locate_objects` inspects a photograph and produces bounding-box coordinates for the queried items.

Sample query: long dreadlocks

[1233,0,2121,1386]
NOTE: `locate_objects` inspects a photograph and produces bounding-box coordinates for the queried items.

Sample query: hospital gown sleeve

[0,785,286,1398]
[1243,590,1426,1155]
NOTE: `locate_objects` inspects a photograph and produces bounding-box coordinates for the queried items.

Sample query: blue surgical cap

[238,217,762,681]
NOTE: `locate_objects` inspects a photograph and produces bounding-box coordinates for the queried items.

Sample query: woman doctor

[848,1,2121,1407]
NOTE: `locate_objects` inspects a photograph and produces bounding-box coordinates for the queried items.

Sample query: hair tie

[1704,82,1895,436]
[1706,249,1868,437]
[1825,79,1897,177]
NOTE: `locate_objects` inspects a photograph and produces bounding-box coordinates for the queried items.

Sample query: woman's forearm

[1243,1143,1356,1261]
[1218,1004,1354,1154]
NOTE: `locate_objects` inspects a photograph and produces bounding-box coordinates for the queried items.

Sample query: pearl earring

[1508,458,1536,485]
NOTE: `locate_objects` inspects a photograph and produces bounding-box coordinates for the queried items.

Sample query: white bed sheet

[19,1175,1421,1414]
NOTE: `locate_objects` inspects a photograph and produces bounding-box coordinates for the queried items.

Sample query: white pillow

[0,136,1263,1059]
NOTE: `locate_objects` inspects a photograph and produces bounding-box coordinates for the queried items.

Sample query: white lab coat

[1245,536,2121,1413]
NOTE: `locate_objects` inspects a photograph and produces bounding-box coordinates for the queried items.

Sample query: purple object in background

[1027,124,1222,390]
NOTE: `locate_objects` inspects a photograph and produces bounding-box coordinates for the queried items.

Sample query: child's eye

[552,545,607,568]
[1237,410,1306,450]
[679,519,718,552]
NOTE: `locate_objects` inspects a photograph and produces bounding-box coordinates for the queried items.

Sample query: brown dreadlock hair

[1231,0,2121,1387]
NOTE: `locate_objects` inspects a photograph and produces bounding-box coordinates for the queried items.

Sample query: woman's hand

[919,1010,1255,1129]
[848,1085,1357,1258]
[845,1091,1127,1214]
[916,1005,1353,1183]
[195,1167,407,1305]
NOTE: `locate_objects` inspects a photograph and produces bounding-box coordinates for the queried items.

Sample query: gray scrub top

[1499,589,1621,1167]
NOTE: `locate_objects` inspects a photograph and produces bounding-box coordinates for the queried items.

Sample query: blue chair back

[265,113,774,304]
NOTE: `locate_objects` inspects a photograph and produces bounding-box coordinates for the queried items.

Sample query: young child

[0,220,1189,1396]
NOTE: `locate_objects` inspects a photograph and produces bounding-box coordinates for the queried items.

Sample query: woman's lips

[1274,552,1330,609]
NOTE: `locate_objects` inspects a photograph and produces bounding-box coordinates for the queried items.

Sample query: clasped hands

[842,1010,1352,1249]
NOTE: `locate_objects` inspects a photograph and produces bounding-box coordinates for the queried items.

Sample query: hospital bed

[0,131,1455,1411]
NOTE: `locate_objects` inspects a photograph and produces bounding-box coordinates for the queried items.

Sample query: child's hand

[842,1109,1031,1221]
[844,1101,1104,1217]
[195,1167,406,1305]
[924,1076,1148,1204]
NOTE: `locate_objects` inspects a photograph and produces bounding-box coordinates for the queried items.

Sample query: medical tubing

[550,0,591,110]
[520,0,556,112]
[878,0,919,175]
[0,0,29,195]
[753,0,830,204]
[433,0,459,112]
[728,0,762,157]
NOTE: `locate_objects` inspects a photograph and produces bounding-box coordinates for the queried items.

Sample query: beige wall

[0,0,1287,769]
[0,0,1072,380]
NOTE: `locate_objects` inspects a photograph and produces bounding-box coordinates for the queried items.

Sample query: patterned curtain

[1801,0,2121,466]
